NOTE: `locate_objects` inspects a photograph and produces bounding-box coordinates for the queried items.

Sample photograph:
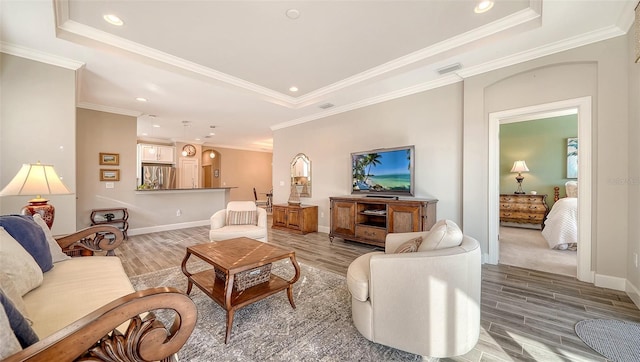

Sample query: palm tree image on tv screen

[352,148,413,195]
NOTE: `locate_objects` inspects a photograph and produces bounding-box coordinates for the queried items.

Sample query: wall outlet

[176,209,182,217]
[279,181,285,186]
[320,212,324,218]
[105,182,114,189]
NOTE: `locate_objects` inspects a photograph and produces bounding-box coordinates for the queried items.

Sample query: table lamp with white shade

[0,162,71,228]
[510,160,529,194]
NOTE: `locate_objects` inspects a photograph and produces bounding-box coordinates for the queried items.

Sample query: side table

[90,208,129,239]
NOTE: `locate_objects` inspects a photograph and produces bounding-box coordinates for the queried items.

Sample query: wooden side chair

[253,187,270,211]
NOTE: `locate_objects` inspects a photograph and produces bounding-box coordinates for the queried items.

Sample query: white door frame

[488,96,593,283]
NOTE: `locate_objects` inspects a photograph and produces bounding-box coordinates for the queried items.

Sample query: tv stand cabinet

[329,196,438,248]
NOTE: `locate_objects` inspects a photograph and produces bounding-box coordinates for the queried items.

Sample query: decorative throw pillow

[0,273,29,320]
[394,236,423,253]
[0,215,53,272]
[566,181,578,198]
[0,289,39,348]
[32,214,70,263]
[0,304,21,359]
[419,219,463,251]
[226,210,257,226]
[0,227,44,296]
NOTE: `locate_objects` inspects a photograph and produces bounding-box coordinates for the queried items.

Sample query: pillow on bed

[565,181,578,198]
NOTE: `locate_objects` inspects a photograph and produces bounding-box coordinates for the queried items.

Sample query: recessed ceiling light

[152,124,160,128]
[103,14,124,26]
[195,138,201,141]
[136,97,147,102]
[289,86,299,92]
[142,133,148,136]
[209,132,215,136]
[286,9,300,20]
[474,0,494,13]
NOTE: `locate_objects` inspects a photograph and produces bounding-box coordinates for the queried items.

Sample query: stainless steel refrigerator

[141,164,176,189]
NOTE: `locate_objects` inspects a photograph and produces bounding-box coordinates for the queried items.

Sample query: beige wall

[627,27,640,298]
[463,36,629,279]
[273,83,464,232]
[76,108,138,227]
[76,109,230,232]
[273,33,634,287]
[209,146,273,202]
[0,54,77,235]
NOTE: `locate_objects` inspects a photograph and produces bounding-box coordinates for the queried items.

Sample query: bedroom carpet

[499,226,577,277]
[574,319,640,361]
[129,261,431,361]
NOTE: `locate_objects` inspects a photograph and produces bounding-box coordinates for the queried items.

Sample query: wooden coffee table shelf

[181,237,300,343]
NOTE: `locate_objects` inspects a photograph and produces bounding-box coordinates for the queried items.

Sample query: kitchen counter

[126,187,234,235]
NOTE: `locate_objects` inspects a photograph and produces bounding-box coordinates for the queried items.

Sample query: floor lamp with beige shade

[0,162,71,229]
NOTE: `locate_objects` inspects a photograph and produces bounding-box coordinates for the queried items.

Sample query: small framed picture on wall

[100,169,120,181]
[100,153,120,166]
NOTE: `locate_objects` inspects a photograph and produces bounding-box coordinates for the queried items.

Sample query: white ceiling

[0,0,636,151]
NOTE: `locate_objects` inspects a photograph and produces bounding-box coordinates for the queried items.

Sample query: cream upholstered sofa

[346,220,481,358]
[209,201,268,242]
[0,214,196,361]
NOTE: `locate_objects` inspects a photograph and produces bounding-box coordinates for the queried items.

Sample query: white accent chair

[209,201,268,242]
[346,220,481,358]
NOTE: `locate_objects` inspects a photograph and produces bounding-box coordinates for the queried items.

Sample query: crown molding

[292,2,542,105]
[51,0,541,108]
[458,24,627,78]
[615,0,638,33]
[271,74,462,131]
[0,42,84,70]
[77,102,142,117]
[54,18,297,105]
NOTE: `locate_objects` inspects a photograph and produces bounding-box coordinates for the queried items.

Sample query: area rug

[575,319,640,362]
[130,262,428,361]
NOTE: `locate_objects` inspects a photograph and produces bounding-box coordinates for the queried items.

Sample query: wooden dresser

[499,194,549,229]
[329,196,438,248]
[272,204,318,234]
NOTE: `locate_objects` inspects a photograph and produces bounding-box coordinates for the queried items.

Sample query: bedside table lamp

[0,162,71,228]
[510,160,529,195]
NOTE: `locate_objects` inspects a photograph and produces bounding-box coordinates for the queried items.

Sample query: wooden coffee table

[180,237,301,343]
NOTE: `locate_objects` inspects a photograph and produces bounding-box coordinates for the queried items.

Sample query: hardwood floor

[115,222,640,361]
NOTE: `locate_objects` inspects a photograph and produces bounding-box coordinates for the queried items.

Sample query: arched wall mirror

[291,153,311,197]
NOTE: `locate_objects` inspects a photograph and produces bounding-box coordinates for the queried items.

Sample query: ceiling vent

[437,63,462,75]
[319,103,334,109]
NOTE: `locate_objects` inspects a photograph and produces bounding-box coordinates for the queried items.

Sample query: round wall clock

[182,144,196,157]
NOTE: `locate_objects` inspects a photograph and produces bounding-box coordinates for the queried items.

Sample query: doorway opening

[488,97,593,283]
[202,148,220,188]
[498,112,578,277]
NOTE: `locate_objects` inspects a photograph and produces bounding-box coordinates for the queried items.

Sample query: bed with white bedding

[541,181,578,250]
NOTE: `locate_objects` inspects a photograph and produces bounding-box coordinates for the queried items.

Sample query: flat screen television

[351,145,415,196]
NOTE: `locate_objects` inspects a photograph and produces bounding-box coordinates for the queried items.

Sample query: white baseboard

[626,280,640,309]
[128,220,210,236]
[594,273,626,291]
